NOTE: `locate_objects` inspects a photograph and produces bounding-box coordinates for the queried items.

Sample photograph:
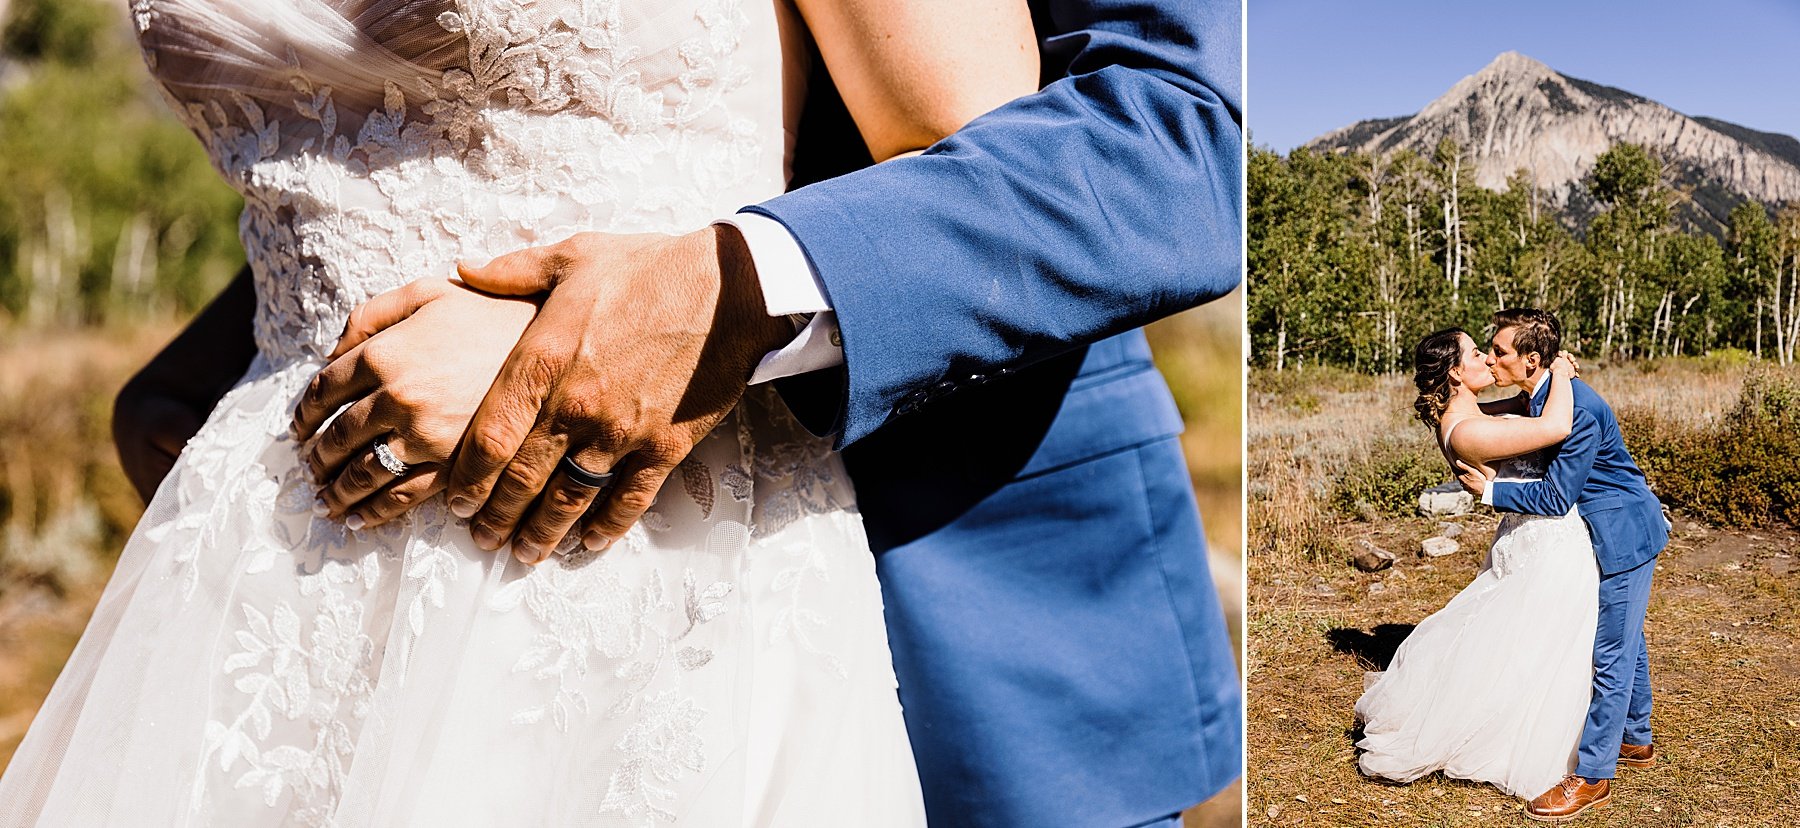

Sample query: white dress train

[0,1,924,825]
[1354,429,1598,799]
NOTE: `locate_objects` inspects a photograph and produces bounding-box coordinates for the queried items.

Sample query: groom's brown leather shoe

[1525,775,1610,823]
[1618,743,1655,768]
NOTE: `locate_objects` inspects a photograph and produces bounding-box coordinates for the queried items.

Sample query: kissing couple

[1355,308,1670,822]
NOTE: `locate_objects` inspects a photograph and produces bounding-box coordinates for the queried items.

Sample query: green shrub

[1625,367,1800,528]
[1697,348,1756,372]
[1329,438,1445,519]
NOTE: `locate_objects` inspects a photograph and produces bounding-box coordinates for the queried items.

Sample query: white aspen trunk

[1789,261,1800,364]
[1773,268,1787,365]
[1680,294,1700,357]
[1602,276,1618,357]
[1276,317,1287,373]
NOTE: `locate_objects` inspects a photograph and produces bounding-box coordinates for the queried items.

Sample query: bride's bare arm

[1446,358,1576,467]
[793,0,1038,161]
[114,266,258,502]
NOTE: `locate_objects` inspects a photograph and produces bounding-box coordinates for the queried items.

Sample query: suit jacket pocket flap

[1581,493,1628,513]
[1017,364,1184,478]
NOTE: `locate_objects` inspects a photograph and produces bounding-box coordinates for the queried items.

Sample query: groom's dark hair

[1491,308,1561,365]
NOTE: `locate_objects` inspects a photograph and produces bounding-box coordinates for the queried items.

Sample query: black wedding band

[559,455,615,488]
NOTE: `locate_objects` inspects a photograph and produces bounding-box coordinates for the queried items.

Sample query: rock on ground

[1351,539,1396,572]
[1418,481,1473,518]
[1421,536,1462,557]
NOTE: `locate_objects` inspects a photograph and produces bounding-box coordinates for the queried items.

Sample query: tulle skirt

[0,357,924,827]
[1355,507,1598,799]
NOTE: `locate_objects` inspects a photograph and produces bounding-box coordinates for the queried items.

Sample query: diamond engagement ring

[559,454,614,488]
[372,438,408,476]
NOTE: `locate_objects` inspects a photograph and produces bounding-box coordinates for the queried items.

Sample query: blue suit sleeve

[1491,407,1600,516]
[745,0,1242,448]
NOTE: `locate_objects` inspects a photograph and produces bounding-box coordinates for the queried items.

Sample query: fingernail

[582,532,605,551]
[449,497,478,519]
[345,514,366,531]
[514,539,541,560]
[312,497,330,517]
[472,524,501,550]
[513,545,534,565]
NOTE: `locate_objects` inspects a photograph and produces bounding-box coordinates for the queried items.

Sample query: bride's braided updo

[1412,328,1467,427]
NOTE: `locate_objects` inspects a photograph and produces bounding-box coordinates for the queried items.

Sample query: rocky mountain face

[1308,51,1800,229]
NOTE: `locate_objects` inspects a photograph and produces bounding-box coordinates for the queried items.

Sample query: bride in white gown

[0,1,1034,824]
[1355,328,1598,800]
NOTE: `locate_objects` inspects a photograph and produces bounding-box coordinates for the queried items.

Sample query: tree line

[1248,137,1800,372]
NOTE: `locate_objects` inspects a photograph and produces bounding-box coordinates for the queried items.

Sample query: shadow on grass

[1326,624,1417,671]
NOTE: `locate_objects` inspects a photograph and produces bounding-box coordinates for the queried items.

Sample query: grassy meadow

[1247,359,1800,827]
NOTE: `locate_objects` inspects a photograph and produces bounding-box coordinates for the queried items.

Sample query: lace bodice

[131,0,798,364]
[1489,449,1548,483]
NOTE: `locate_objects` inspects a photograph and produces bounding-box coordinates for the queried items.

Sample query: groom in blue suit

[1461,308,1669,822]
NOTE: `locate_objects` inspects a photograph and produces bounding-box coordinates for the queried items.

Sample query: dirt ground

[1249,513,1800,827]
[1247,363,1800,827]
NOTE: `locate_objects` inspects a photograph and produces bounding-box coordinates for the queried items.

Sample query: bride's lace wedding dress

[1354,423,1598,799]
[0,2,923,825]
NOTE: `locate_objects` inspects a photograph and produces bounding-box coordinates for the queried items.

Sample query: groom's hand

[448,226,793,563]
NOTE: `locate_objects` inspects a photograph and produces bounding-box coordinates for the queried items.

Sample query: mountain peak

[1306,54,1800,228]
[1477,51,1555,81]
[1427,52,1560,115]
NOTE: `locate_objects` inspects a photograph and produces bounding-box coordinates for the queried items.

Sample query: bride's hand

[1454,459,1494,496]
[1551,350,1579,378]
[291,279,539,529]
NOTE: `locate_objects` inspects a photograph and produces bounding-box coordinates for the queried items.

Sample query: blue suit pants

[1574,555,1656,780]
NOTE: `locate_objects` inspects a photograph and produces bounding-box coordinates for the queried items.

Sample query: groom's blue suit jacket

[745,0,1242,825]
[1494,378,1668,575]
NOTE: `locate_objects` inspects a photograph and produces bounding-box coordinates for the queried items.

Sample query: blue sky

[1249,0,1800,151]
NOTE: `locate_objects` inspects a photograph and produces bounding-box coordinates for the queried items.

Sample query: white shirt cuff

[749,312,844,384]
[714,213,844,385]
[1481,485,1496,506]
[717,212,832,315]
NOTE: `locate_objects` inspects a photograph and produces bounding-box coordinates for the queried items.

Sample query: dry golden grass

[0,320,180,763]
[1248,361,1800,828]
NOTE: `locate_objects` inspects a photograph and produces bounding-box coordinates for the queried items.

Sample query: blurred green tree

[0,0,243,327]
